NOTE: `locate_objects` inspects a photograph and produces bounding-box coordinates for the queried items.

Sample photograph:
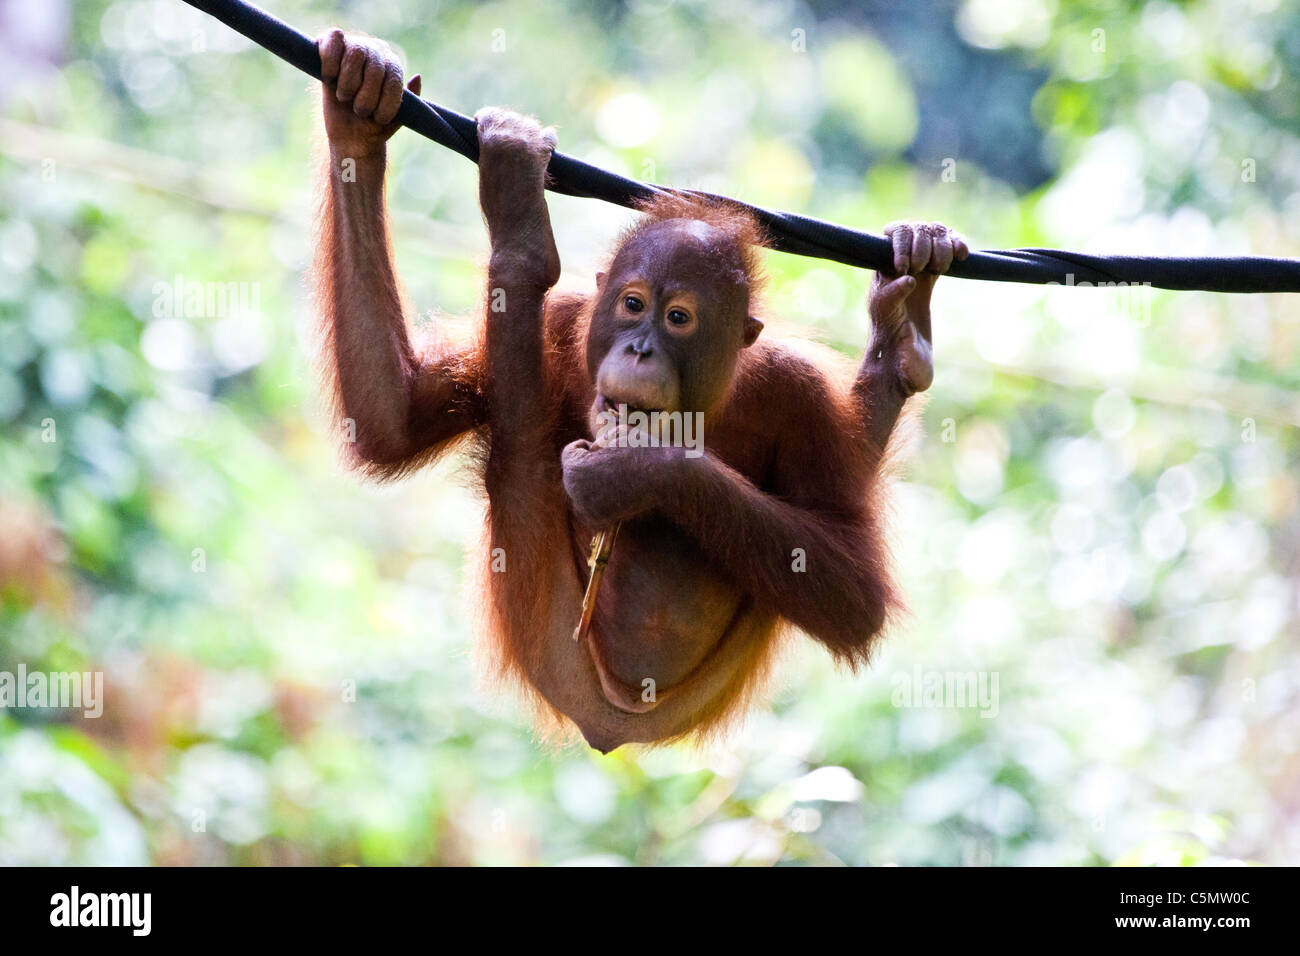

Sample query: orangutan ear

[742,315,764,348]
[595,271,607,292]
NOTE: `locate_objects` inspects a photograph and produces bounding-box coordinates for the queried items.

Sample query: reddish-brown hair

[608,191,771,293]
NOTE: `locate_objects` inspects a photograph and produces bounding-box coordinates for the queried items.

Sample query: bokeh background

[1,0,1298,866]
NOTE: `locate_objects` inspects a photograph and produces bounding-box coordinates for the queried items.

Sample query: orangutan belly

[587,515,747,699]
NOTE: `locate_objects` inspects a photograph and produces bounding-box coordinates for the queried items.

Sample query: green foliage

[0,0,1297,865]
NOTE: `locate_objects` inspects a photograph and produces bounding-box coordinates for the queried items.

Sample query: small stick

[573,522,621,642]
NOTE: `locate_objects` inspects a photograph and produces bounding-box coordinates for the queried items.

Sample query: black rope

[180,0,1300,293]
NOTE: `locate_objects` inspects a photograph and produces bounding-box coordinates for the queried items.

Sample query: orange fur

[316,181,916,750]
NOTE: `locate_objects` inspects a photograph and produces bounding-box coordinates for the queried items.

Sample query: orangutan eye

[667,309,690,326]
[624,295,645,313]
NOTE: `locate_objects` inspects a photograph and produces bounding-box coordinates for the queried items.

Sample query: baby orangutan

[312,30,968,750]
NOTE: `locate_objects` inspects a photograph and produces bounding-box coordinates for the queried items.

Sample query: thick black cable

[180,0,1300,293]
